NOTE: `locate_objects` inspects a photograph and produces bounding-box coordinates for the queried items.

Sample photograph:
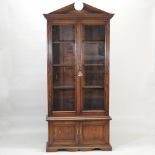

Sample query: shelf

[54,86,75,89]
[52,40,75,43]
[53,64,74,67]
[53,64,103,67]
[84,64,104,66]
[83,40,105,43]
[83,86,104,89]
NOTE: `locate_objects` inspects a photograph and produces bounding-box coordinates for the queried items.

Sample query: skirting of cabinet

[46,143,112,151]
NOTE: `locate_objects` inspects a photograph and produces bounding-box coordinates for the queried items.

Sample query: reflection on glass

[84,66,104,86]
[83,25,105,64]
[83,89,104,110]
[53,42,75,64]
[53,67,74,86]
[53,89,75,111]
[52,25,75,41]
[83,25,105,41]
[83,42,104,64]
[52,25,75,65]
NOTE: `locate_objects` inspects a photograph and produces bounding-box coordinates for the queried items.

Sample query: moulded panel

[48,121,78,146]
[79,121,109,145]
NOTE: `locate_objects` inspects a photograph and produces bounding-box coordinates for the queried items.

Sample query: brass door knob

[77,71,83,77]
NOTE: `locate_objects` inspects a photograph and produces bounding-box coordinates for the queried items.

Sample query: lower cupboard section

[47,120,112,151]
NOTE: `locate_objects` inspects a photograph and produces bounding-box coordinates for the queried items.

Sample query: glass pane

[53,42,75,64]
[84,66,104,86]
[83,89,104,110]
[82,25,105,112]
[53,67,74,87]
[52,25,75,41]
[52,25,75,112]
[83,42,104,64]
[83,25,105,64]
[53,89,75,111]
[52,25,75,65]
[83,25,105,41]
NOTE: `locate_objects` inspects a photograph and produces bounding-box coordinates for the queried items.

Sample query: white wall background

[0,0,155,154]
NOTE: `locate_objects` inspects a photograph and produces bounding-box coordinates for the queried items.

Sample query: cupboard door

[52,25,76,112]
[81,25,105,112]
[49,121,78,146]
[79,121,109,145]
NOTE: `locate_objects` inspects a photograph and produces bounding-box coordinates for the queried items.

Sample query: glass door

[81,25,105,112]
[51,24,105,114]
[52,25,76,112]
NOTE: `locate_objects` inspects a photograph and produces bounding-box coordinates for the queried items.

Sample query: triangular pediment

[44,3,114,20]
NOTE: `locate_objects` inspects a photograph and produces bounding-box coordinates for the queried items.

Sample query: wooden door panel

[79,121,109,145]
[49,121,78,146]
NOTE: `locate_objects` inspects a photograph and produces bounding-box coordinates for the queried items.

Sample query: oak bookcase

[44,3,114,151]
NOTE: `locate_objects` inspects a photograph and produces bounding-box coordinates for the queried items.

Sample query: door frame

[78,22,110,116]
[47,20,110,117]
[48,22,78,117]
